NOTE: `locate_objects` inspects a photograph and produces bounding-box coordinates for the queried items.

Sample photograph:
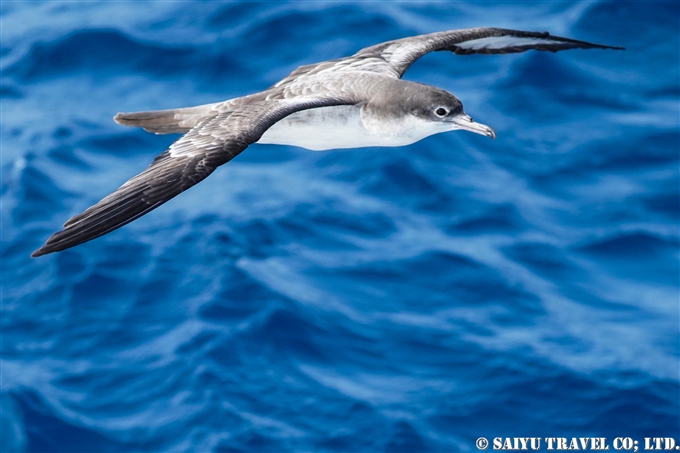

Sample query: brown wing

[32,97,348,257]
[356,27,624,78]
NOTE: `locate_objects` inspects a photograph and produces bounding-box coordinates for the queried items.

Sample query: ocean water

[1,2,678,452]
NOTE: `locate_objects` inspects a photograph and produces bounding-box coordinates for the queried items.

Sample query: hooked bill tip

[452,113,496,140]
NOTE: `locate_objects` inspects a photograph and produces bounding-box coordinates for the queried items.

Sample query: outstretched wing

[32,97,347,257]
[356,27,624,78]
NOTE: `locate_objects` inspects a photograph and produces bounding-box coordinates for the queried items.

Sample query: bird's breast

[256,104,415,151]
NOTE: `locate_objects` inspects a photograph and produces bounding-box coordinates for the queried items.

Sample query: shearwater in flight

[31,27,623,257]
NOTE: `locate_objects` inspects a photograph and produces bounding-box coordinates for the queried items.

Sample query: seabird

[31,27,622,257]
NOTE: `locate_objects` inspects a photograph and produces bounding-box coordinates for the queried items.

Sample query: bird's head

[407,85,496,140]
[360,81,496,144]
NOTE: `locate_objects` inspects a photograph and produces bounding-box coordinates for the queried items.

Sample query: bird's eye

[435,107,448,117]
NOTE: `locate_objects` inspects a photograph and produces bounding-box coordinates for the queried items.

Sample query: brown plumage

[32,27,622,257]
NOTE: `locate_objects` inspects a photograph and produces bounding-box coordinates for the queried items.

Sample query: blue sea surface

[1,2,679,452]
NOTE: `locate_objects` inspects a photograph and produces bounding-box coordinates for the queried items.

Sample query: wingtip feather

[31,245,52,258]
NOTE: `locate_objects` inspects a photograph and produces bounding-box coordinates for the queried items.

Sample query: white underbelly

[256,105,413,151]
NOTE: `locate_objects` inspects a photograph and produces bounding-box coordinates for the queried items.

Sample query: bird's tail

[114,102,224,134]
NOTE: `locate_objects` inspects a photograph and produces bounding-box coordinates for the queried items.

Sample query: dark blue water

[2,2,679,452]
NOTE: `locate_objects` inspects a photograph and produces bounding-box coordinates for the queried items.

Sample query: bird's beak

[451,113,496,140]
